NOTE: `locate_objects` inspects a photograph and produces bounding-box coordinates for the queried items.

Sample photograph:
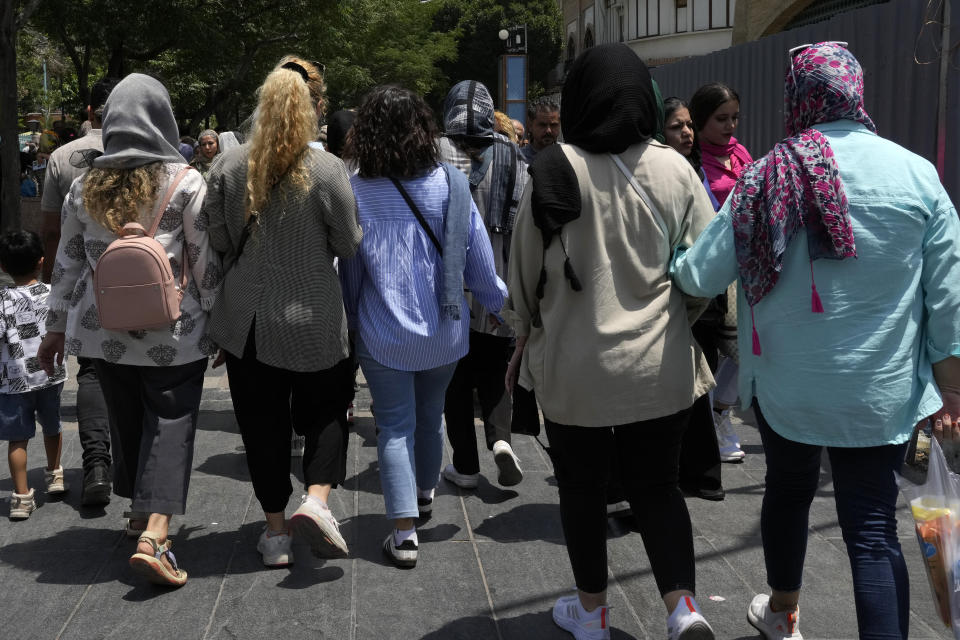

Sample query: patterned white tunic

[46,163,222,366]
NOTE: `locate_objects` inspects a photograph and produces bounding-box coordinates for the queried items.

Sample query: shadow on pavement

[195,409,240,433]
[0,526,123,584]
[194,451,250,482]
[473,503,564,544]
[472,475,521,504]
[419,611,641,640]
[337,513,462,567]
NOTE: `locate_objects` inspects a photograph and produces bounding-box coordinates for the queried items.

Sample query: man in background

[40,77,120,507]
[519,96,560,164]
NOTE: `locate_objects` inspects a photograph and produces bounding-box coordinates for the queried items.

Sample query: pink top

[700,136,753,209]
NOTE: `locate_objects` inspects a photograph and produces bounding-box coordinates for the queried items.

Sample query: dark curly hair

[345,85,439,178]
[663,96,703,175]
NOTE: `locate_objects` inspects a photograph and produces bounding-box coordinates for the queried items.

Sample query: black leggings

[225,329,354,514]
[545,406,696,595]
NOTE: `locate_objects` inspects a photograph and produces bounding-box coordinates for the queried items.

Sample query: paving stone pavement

[0,361,951,639]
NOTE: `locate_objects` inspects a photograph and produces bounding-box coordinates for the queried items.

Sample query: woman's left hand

[211,348,227,369]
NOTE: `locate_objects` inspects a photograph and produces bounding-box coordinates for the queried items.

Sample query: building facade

[558,0,889,74]
[560,0,737,71]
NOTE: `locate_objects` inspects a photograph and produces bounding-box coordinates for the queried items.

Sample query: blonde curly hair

[83,163,163,234]
[494,110,518,144]
[246,56,325,220]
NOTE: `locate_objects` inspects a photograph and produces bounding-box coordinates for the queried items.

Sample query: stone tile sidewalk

[0,364,951,639]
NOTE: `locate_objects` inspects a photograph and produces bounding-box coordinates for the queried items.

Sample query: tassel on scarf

[750,306,762,356]
[809,260,824,313]
[563,257,583,291]
[811,286,824,313]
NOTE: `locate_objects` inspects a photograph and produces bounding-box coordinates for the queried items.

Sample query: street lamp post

[498,25,528,125]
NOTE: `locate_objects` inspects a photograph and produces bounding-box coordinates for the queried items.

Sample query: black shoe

[679,483,725,502]
[81,464,112,506]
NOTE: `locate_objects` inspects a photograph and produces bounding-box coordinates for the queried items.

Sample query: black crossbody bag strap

[390,177,443,256]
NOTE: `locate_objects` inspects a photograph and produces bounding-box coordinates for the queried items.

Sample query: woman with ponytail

[203,56,362,567]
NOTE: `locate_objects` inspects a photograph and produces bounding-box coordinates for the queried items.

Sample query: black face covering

[560,43,658,154]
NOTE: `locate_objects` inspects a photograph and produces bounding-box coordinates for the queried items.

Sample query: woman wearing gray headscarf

[190,129,220,175]
[39,74,222,588]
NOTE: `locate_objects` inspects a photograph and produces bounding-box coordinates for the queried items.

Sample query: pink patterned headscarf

[729,42,875,355]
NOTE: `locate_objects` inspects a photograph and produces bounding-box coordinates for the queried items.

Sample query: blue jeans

[0,384,63,441]
[756,403,909,639]
[357,340,457,520]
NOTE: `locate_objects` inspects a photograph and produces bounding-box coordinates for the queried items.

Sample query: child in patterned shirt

[0,230,67,519]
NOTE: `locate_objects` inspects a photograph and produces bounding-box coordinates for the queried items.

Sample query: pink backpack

[94,166,193,331]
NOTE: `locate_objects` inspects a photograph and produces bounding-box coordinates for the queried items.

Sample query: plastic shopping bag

[897,437,960,633]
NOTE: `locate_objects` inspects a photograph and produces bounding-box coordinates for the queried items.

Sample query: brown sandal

[129,531,188,587]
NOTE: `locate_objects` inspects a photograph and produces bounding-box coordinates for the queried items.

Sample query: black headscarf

[528,44,657,307]
[559,43,658,154]
[327,110,356,158]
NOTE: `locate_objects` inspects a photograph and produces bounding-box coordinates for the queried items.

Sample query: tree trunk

[0,0,21,230]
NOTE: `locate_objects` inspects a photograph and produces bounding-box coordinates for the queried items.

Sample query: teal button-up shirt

[671,120,960,447]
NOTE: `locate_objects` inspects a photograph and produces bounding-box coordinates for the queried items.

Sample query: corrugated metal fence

[650,0,959,205]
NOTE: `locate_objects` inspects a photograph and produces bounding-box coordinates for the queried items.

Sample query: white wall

[626,28,733,63]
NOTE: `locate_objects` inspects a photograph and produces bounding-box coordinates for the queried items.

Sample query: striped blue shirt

[340,166,508,371]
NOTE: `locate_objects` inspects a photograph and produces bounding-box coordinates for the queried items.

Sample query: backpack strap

[146,166,195,238]
[144,165,194,291]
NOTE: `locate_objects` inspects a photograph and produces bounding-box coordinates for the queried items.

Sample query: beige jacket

[505,141,715,427]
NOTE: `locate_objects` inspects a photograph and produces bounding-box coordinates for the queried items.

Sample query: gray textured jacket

[203,145,362,372]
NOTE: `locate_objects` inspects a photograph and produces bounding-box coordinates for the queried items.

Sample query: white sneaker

[552,593,610,640]
[291,434,305,457]
[9,489,36,520]
[44,465,66,494]
[747,594,803,639]
[667,596,715,640]
[382,531,417,568]
[492,440,523,486]
[417,488,434,516]
[715,410,745,462]
[442,463,479,489]
[715,408,741,447]
[289,495,349,558]
[256,527,293,567]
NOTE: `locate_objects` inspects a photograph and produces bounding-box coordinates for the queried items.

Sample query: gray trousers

[93,357,207,515]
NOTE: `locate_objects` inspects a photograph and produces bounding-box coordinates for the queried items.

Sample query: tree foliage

[19,0,460,134]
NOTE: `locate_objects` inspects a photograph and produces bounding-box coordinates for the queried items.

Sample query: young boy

[0,230,67,520]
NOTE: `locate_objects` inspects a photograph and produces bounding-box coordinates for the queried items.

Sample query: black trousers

[443,332,512,475]
[678,321,723,492]
[94,357,207,515]
[225,330,354,514]
[76,357,111,469]
[545,407,696,596]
